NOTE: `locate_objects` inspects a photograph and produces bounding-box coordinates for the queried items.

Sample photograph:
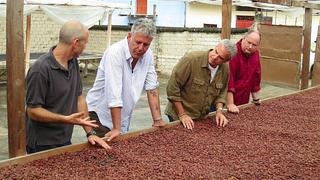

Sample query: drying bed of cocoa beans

[1,88,319,179]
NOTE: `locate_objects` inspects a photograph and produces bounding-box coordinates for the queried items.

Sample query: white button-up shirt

[86,38,159,133]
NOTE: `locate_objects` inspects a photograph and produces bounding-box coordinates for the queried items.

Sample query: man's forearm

[110,107,122,130]
[78,95,92,133]
[27,107,67,123]
[226,92,234,105]
[147,89,162,120]
[172,101,186,117]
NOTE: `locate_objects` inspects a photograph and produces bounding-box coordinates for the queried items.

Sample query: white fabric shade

[0,0,130,27]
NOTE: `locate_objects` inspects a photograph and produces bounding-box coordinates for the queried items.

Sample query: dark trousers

[26,141,71,154]
[89,111,111,138]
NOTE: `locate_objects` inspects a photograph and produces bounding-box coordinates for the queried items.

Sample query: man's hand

[105,128,121,142]
[152,119,167,127]
[87,135,112,150]
[66,112,98,128]
[215,113,228,127]
[179,114,194,130]
[227,103,239,114]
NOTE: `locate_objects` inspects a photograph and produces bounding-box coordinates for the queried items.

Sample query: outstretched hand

[66,112,98,128]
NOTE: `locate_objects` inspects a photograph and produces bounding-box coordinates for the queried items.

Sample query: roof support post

[107,10,113,48]
[6,0,26,158]
[221,0,232,39]
[301,7,312,90]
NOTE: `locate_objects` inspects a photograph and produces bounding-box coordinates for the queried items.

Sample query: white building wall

[186,4,224,28]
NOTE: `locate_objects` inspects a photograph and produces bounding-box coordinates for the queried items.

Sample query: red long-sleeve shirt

[228,39,261,106]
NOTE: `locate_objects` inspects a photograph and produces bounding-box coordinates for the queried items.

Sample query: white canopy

[0,0,130,28]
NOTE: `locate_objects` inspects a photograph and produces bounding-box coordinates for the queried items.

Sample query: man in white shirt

[86,18,166,140]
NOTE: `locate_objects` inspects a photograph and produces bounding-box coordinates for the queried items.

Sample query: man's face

[128,32,153,60]
[241,32,260,55]
[208,44,230,68]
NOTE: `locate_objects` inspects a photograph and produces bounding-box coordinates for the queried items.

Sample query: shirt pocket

[191,78,205,93]
[215,83,223,95]
[209,82,223,96]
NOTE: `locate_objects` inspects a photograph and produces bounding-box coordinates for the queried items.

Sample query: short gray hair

[219,39,237,59]
[131,18,156,37]
[59,20,88,44]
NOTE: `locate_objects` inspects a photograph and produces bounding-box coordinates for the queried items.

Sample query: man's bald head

[59,20,88,45]
[244,30,261,44]
[241,30,261,55]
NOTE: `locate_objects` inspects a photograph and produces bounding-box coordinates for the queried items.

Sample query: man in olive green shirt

[165,39,237,130]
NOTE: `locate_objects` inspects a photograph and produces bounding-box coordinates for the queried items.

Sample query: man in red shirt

[227,30,261,113]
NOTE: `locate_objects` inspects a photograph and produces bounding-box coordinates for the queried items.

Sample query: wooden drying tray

[0,85,316,168]
[0,121,179,168]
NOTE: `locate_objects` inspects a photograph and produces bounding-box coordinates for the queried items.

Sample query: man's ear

[71,38,79,47]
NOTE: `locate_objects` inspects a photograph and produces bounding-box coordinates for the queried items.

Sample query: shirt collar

[124,37,132,61]
[200,49,213,68]
[48,46,74,71]
[208,64,219,70]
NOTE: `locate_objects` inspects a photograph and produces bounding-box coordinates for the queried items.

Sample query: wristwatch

[86,130,97,138]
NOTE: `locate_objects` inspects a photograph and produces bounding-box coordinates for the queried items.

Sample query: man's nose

[138,44,145,50]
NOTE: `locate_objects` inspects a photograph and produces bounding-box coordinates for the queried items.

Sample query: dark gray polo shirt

[26,46,82,147]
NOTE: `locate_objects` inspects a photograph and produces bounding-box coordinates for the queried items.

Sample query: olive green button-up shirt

[165,50,229,120]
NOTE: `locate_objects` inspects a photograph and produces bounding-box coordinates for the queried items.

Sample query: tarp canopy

[0,0,131,27]
[184,0,306,16]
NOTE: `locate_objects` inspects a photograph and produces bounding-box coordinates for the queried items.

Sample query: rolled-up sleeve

[227,57,236,93]
[214,65,229,105]
[144,57,159,90]
[104,51,124,108]
[252,54,261,93]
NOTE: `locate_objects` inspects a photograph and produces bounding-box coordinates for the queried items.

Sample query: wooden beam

[291,1,320,10]
[107,10,112,49]
[253,0,291,6]
[254,0,320,10]
[301,7,312,90]
[25,15,31,75]
[6,0,26,158]
[311,24,320,86]
[221,0,232,39]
